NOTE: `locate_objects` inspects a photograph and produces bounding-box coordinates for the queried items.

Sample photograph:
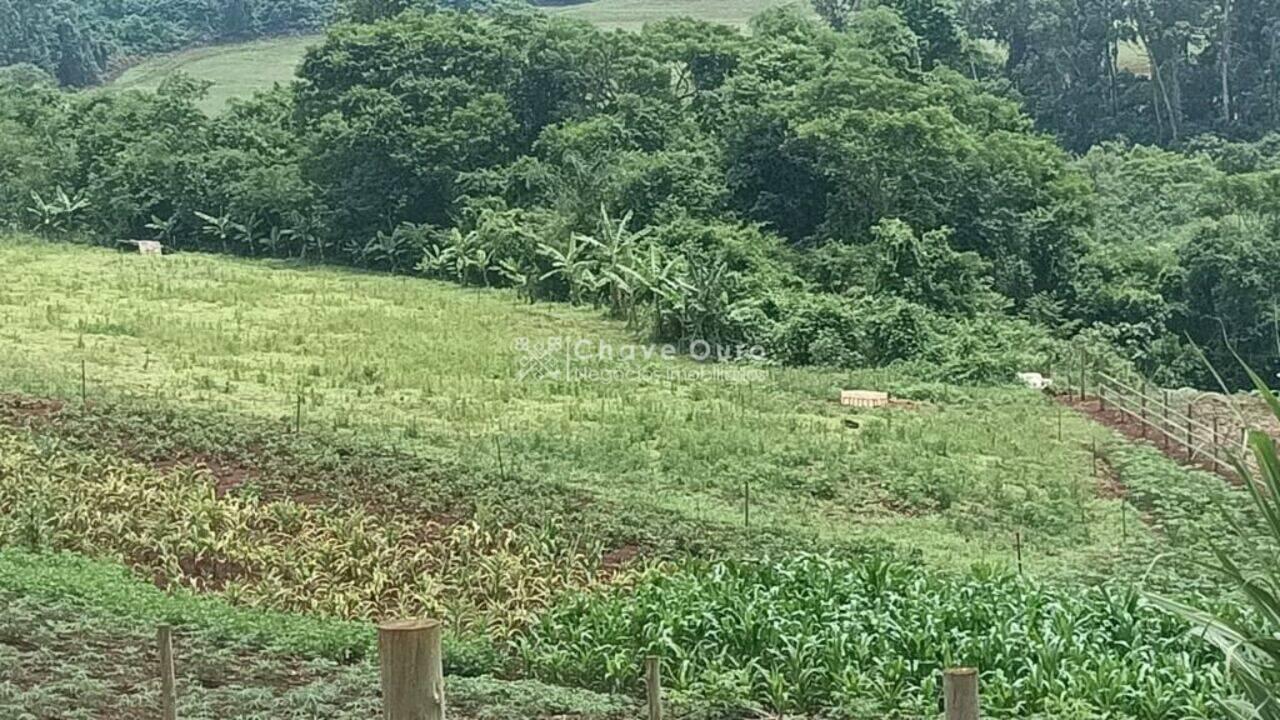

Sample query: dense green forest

[0,0,1277,387]
[956,0,1280,151]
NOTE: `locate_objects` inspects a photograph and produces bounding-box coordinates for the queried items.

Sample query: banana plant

[261,226,294,257]
[193,210,243,254]
[588,206,651,318]
[417,243,459,279]
[287,211,327,262]
[26,187,91,235]
[496,257,538,302]
[537,234,599,306]
[144,213,180,246]
[237,212,262,256]
[621,243,683,330]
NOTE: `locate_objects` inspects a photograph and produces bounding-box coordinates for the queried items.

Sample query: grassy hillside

[549,0,798,30]
[0,235,1142,576]
[109,35,320,113]
[0,236,1258,717]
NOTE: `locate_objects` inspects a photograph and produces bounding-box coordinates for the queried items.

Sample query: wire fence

[1058,350,1249,481]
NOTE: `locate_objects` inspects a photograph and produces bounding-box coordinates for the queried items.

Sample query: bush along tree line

[0,4,1276,388]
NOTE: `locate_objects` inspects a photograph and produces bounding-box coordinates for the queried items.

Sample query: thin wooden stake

[743,479,751,531]
[1014,532,1023,575]
[158,625,177,720]
[1186,403,1194,458]
[378,619,444,720]
[944,667,980,720]
[645,656,662,720]
[1213,417,1222,473]
[80,358,87,405]
[1079,349,1087,401]
[1057,406,1063,442]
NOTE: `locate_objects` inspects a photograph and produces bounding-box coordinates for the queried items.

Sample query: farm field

[549,0,798,30]
[109,35,321,113]
[0,236,1146,576]
[0,235,1261,717]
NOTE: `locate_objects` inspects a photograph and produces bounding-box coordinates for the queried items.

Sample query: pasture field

[0,235,1259,717]
[549,0,799,30]
[109,35,320,113]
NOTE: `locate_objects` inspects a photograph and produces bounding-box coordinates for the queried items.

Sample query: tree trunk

[1221,0,1232,123]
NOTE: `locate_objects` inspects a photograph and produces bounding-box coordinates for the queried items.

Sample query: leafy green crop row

[520,554,1235,719]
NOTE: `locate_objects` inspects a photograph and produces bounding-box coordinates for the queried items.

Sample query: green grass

[548,0,800,30]
[0,235,1172,578]
[109,35,320,114]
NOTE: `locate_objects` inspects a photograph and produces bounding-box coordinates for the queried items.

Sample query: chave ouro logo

[514,336,766,383]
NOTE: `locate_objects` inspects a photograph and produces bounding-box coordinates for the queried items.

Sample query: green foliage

[521,554,1232,718]
[0,547,374,662]
[2,4,1272,387]
[1075,142,1280,388]
[0,6,1106,382]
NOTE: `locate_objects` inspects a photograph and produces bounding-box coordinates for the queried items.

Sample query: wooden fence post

[944,667,980,720]
[1186,403,1194,458]
[379,619,445,720]
[1078,350,1086,401]
[1162,391,1171,450]
[645,656,663,720]
[158,625,177,720]
[1140,382,1148,438]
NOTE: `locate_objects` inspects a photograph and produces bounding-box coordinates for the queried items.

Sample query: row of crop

[0,427,619,651]
[518,554,1237,718]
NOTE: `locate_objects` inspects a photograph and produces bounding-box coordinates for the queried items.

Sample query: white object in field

[137,241,163,255]
[1016,372,1053,390]
[841,390,890,408]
